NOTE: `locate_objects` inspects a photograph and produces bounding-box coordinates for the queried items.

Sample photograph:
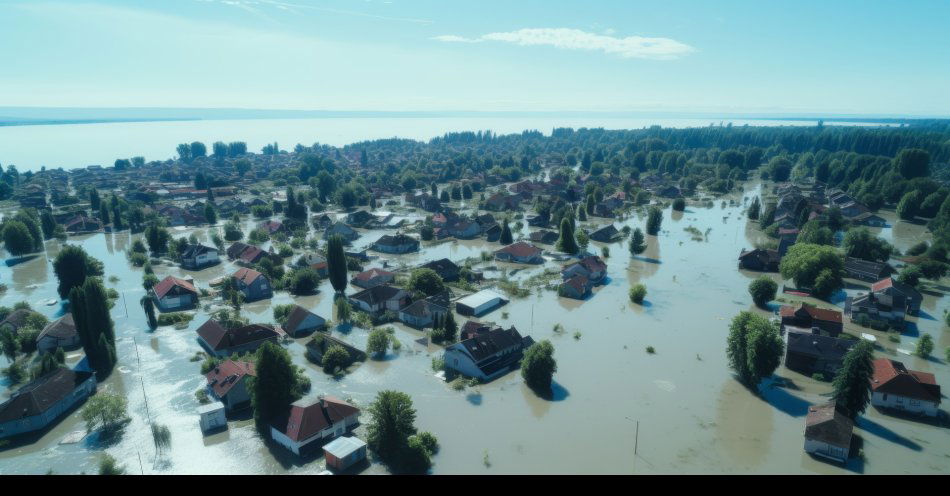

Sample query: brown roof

[0,367,95,423]
[37,314,76,341]
[353,268,394,282]
[205,360,256,398]
[272,396,360,442]
[233,267,265,286]
[779,303,842,324]
[196,320,279,351]
[805,402,853,448]
[871,358,941,403]
[496,241,542,258]
[283,305,323,334]
[153,276,197,299]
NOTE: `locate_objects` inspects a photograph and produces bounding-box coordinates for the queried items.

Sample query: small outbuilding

[323,436,368,472]
[198,402,227,434]
[455,290,508,317]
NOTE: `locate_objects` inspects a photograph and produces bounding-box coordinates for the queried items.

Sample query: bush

[81,393,130,433]
[629,284,647,304]
[322,345,350,374]
[672,198,686,211]
[367,328,391,358]
[157,312,194,326]
[748,276,777,307]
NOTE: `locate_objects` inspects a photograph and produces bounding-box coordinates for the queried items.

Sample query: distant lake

[0,116,889,171]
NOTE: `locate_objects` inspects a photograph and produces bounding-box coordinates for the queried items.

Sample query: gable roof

[457,326,525,362]
[350,285,408,306]
[205,360,256,398]
[353,268,394,282]
[785,329,854,361]
[233,267,266,286]
[153,276,198,299]
[196,320,279,351]
[272,396,360,442]
[37,314,76,341]
[495,241,542,258]
[0,367,94,423]
[805,402,853,448]
[871,358,941,403]
[779,304,842,324]
[284,305,325,334]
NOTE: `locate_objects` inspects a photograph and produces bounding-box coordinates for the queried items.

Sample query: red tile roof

[871,358,941,403]
[779,303,842,323]
[205,360,255,398]
[496,241,542,258]
[871,277,895,292]
[233,267,265,285]
[274,396,360,442]
[354,268,394,282]
[153,276,197,299]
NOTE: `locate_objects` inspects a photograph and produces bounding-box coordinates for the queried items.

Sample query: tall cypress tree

[556,217,578,254]
[327,235,348,294]
[251,342,299,437]
[831,339,875,419]
[141,295,157,330]
[500,219,513,245]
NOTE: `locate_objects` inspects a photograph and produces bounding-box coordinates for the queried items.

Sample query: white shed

[455,290,508,317]
[198,402,227,433]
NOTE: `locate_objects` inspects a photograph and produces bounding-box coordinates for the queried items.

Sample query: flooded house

[738,248,781,272]
[260,220,285,235]
[351,268,395,289]
[324,222,360,244]
[494,242,544,264]
[529,230,560,245]
[843,257,894,282]
[398,298,448,328]
[232,267,273,302]
[35,314,79,353]
[226,242,277,265]
[870,358,942,417]
[784,327,855,376]
[152,276,199,312]
[559,274,591,300]
[420,258,461,282]
[63,215,103,234]
[280,305,327,337]
[561,256,608,284]
[804,402,853,463]
[455,289,508,317]
[196,320,281,358]
[305,334,367,368]
[348,285,410,315]
[845,286,916,331]
[270,396,361,456]
[371,233,419,254]
[779,304,843,337]
[205,360,256,412]
[589,224,622,243]
[181,243,220,270]
[0,367,97,439]
[345,210,374,228]
[442,325,535,381]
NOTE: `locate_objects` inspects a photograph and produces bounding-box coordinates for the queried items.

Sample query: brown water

[1,182,948,474]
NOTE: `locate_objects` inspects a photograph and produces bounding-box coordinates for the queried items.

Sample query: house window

[895,396,903,403]
[910,399,920,406]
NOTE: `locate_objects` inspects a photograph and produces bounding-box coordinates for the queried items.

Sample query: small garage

[455,290,508,317]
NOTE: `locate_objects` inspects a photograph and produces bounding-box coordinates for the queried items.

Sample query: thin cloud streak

[433,28,695,60]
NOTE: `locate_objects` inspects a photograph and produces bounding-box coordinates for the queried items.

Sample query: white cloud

[433,28,694,60]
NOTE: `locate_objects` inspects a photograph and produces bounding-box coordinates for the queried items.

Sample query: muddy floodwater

[1,181,949,474]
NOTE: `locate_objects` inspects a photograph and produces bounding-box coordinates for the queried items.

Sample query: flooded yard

[1,181,948,474]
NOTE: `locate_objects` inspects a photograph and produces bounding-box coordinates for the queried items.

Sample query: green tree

[321,345,350,374]
[672,198,686,212]
[779,243,843,298]
[367,390,418,462]
[2,220,35,257]
[646,207,663,235]
[897,191,921,221]
[81,393,129,433]
[53,245,103,299]
[335,297,352,323]
[521,340,557,394]
[326,235,348,294]
[748,197,761,220]
[144,222,170,254]
[797,220,834,246]
[726,311,783,387]
[90,189,101,210]
[556,217,578,254]
[141,295,157,330]
[98,454,126,475]
[629,227,646,255]
[831,339,875,419]
[40,209,56,240]
[408,268,445,297]
[915,333,934,358]
[250,341,300,438]
[204,204,217,225]
[500,218,513,245]
[367,328,391,359]
[842,228,893,262]
[748,276,777,307]
[629,284,647,304]
[897,265,923,287]
[894,148,930,179]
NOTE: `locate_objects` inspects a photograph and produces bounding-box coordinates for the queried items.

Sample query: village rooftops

[779,304,842,324]
[495,241,543,259]
[233,267,266,286]
[205,360,256,398]
[871,358,941,403]
[153,276,197,299]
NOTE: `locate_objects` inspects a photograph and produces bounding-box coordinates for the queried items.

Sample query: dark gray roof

[0,367,94,423]
[786,329,855,362]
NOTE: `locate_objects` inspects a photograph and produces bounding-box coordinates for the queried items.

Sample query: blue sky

[0,0,948,115]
